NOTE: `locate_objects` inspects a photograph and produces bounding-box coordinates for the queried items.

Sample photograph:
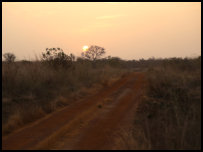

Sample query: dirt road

[2,72,147,150]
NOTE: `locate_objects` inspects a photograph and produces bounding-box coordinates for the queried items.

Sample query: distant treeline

[3,55,201,70]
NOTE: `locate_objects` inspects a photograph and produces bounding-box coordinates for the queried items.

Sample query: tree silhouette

[42,47,74,68]
[81,45,105,61]
[3,53,16,63]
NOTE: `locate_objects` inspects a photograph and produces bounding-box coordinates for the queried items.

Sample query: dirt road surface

[2,72,147,150]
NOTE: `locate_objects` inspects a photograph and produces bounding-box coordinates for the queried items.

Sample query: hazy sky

[2,2,201,60]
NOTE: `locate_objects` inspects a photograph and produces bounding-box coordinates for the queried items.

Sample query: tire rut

[2,72,142,150]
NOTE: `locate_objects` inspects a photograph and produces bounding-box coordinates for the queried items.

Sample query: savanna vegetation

[2,46,201,150]
[124,56,201,150]
[2,46,129,136]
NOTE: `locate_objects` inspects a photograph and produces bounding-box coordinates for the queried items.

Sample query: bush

[42,48,73,68]
[133,57,201,150]
[2,59,127,135]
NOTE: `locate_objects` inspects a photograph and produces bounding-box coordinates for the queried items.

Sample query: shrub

[42,48,73,68]
[133,58,201,150]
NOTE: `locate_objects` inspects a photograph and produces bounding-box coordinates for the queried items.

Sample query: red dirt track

[2,72,147,150]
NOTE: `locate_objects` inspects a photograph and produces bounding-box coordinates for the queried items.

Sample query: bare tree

[3,53,16,63]
[81,45,105,61]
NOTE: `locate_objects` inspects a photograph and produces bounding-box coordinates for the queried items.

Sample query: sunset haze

[2,2,201,60]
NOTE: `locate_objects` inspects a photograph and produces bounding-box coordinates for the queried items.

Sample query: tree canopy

[81,45,105,61]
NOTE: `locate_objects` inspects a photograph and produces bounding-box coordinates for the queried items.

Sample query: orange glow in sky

[83,45,89,52]
[2,2,201,60]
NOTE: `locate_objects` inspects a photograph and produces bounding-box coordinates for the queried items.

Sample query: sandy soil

[2,72,147,150]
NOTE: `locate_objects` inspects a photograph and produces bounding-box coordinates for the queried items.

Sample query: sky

[2,2,201,60]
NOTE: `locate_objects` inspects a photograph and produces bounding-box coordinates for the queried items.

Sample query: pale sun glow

[83,45,89,51]
[2,2,201,60]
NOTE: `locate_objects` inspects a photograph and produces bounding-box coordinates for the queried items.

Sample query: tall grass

[132,57,201,150]
[2,60,127,135]
[2,56,201,150]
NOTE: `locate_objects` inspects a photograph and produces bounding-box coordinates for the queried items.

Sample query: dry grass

[2,56,201,150]
[2,60,127,136]
[132,57,201,150]
[112,127,151,150]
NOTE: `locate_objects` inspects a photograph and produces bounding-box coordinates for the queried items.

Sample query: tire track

[2,72,142,150]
